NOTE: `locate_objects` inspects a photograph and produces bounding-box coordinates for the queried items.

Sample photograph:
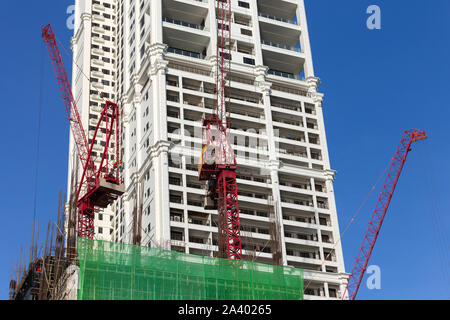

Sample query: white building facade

[69,0,349,300]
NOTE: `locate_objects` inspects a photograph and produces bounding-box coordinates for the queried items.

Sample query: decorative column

[324,169,346,275]
[146,43,171,247]
[297,0,315,78]
[255,66,288,266]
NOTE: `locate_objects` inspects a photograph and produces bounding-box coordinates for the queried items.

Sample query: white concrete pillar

[297,0,315,78]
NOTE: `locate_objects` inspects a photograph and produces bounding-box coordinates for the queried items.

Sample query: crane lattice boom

[42,24,124,239]
[344,128,427,300]
[198,0,242,260]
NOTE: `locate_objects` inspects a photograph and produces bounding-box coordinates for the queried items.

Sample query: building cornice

[145,43,168,77]
[324,169,337,181]
[147,140,171,159]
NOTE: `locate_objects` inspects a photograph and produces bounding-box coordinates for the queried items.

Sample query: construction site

[7,0,434,301]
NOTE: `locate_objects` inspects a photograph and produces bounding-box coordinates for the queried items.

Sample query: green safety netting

[77,238,303,300]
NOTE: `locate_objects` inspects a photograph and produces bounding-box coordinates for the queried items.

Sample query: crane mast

[42,24,124,239]
[198,0,242,260]
[343,128,427,300]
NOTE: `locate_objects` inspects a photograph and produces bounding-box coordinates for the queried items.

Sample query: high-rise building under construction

[68,0,348,299]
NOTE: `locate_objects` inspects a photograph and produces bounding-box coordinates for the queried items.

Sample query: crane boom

[41,25,93,190]
[343,128,427,300]
[42,24,124,239]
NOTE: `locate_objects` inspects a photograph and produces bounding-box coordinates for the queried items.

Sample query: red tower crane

[198,0,242,260]
[343,128,427,300]
[41,24,124,239]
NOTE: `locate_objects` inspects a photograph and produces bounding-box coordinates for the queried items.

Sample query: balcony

[283,214,315,225]
[271,98,303,113]
[170,214,184,223]
[258,4,304,77]
[319,217,331,227]
[273,115,304,128]
[169,193,183,204]
[171,231,184,242]
[163,0,209,55]
[258,12,298,25]
[268,69,303,81]
[276,148,307,159]
[240,208,269,219]
[229,88,262,105]
[163,17,205,30]
[279,181,311,191]
[236,174,269,184]
[261,40,301,53]
[238,190,268,201]
[281,198,313,208]
[188,216,210,227]
[286,249,320,260]
[231,104,264,120]
[187,199,203,208]
[304,287,326,298]
[317,202,329,210]
[284,232,318,242]
[167,47,206,60]
[189,237,208,245]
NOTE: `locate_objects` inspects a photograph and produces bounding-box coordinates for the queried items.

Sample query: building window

[243,57,255,65]
[238,1,250,9]
[241,28,252,36]
[98,227,103,234]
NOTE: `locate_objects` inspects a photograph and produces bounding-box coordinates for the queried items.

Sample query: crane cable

[420,142,450,298]
[55,34,91,83]
[21,41,46,288]
[32,42,45,231]
[303,154,394,296]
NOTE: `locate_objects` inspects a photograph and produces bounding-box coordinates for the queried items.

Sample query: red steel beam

[215,0,242,260]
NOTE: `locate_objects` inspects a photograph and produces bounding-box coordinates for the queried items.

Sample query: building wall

[69,0,118,241]
[69,0,349,299]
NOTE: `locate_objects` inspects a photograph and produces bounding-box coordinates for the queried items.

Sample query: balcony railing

[317,202,329,209]
[286,250,319,259]
[281,198,313,207]
[258,12,298,25]
[268,69,303,81]
[276,149,307,158]
[167,47,206,60]
[240,208,269,218]
[271,84,309,97]
[283,215,316,224]
[273,118,303,127]
[285,232,318,242]
[170,215,184,223]
[279,181,311,190]
[163,17,205,30]
[187,200,203,207]
[261,40,301,53]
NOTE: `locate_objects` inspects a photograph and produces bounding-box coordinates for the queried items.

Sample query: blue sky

[0,1,448,300]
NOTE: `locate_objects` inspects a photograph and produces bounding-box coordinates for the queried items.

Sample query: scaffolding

[9,191,78,300]
[77,238,304,300]
[10,189,303,301]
